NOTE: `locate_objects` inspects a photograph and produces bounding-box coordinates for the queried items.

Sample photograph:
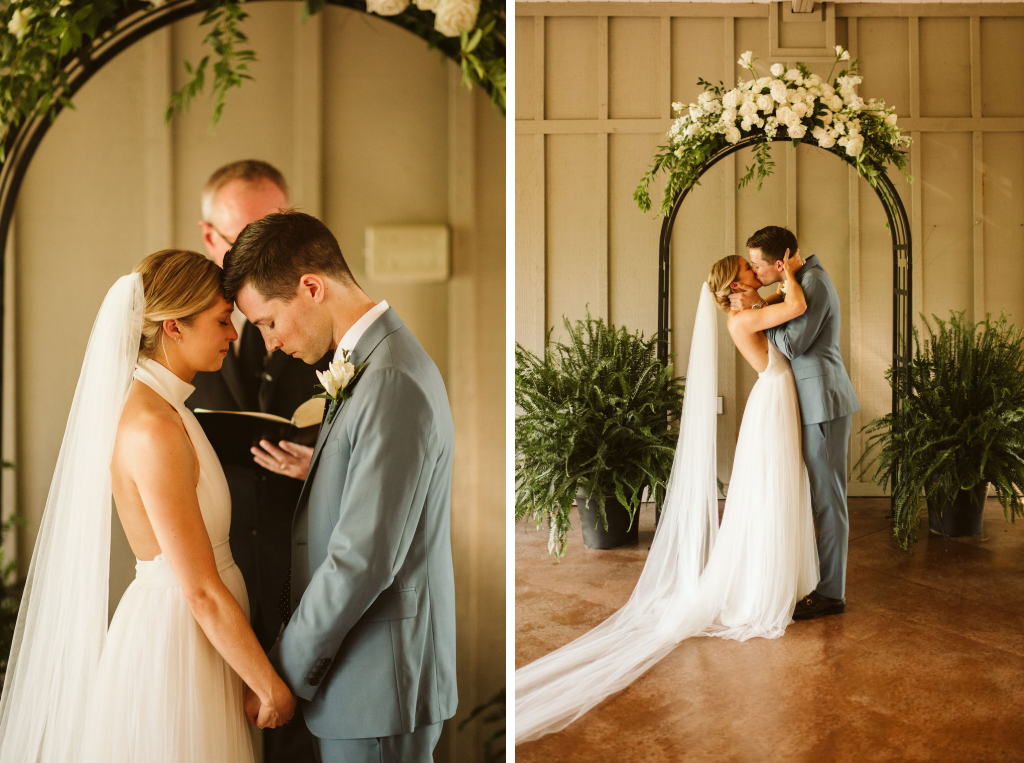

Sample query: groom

[731,226,859,620]
[222,211,457,762]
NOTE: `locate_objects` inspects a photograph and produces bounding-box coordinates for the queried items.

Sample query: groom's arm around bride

[223,211,458,763]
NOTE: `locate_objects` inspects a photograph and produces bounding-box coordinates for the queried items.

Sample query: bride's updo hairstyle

[133,250,223,358]
[707,255,742,312]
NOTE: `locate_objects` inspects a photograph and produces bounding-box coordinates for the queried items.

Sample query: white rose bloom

[834,120,846,135]
[723,90,740,109]
[846,135,865,156]
[725,126,742,144]
[820,110,833,126]
[433,0,479,36]
[770,80,788,104]
[672,101,685,114]
[885,112,898,126]
[698,91,714,105]
[706,99,723,114]
[785,111,803,129]
[788,124,807,139]
[8,7,31,39]
[785,68,801,83]
[818,133,836,149]
[742,91,755,104]
[812,126,828,141]
[739,101,758,119]
[775,105,793,124]
[770,63,785,78]
[689,106,704,120]
[791,101,808,119]
[830,95,844,111]
[367,0,410,15]
[756,77,771,90]
[740,118,753,132]
[722,108,737,124]
[756,116,765,128]
[738,51,754,68]
[756,94,773,113]
[684,123,700,139]
[806,74,822,88]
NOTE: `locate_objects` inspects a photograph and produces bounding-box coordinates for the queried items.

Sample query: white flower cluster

[366,0,480,38]
[667,47,909,161]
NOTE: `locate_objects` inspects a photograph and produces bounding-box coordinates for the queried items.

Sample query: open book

[194,397,326,468]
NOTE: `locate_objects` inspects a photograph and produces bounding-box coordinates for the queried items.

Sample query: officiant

[187,160,328,762]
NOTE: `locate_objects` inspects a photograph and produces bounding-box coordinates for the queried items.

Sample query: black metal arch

[0,0,463,516]
[656,134,912,505]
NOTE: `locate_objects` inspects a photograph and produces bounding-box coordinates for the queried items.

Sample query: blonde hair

[707,255,742,312]
[133,250,223,359]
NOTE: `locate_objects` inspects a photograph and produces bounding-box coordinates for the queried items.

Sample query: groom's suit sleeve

[269,367,434,702]
[766,272,830,359]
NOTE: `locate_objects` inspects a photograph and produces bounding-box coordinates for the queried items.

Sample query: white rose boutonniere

[314,350,369,425]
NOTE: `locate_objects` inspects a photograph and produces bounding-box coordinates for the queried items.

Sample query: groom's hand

[251,440,313,481]
[243,685,261,726]
[729,283,762,311]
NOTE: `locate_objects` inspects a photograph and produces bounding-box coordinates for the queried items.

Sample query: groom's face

[235,278,331,364]
[749,248,784,286]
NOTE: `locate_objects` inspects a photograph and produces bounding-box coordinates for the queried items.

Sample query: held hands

[728,283,762,312]
[251,440,313,481]
[244,683,296,729]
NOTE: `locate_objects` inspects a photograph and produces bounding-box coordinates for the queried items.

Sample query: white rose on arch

[770,80,788,104]
[433,0,480,37]
[725,126,742,144]
[846,135,865,156]
[770,62,785,78]
[885,113,899,126]
[788,124,807,139]
[367,0,410,15]
[723,89,741,109]
[756,94,773,113]
[739,101,758,120]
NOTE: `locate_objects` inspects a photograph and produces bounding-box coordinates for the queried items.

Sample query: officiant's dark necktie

[278,398,333,626]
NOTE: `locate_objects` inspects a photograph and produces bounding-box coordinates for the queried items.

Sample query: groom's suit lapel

[294,308,407,518]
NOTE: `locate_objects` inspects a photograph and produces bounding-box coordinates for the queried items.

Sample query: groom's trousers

[802,414,852,600]
[310,721,443,763]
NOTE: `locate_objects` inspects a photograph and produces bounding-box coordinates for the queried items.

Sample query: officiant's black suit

[185,320,328,762]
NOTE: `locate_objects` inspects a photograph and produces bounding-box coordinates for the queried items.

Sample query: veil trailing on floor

[515,281,721,744]
[0,274,144,762]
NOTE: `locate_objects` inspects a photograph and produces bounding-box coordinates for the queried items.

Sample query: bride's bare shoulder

[114,381,190,465]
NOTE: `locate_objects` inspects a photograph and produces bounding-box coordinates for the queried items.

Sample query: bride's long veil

[0,274,144,761]
[515,281,720,744]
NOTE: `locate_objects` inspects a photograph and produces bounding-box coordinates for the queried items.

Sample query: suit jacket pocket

[361,588,418,623]
[793,362,830,380]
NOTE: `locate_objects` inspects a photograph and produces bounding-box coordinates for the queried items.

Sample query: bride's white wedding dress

[515,282,820,743]
[78,358,255,762]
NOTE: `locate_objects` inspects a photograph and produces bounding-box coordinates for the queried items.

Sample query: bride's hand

[257,687,296,729]
[243,685,261,726]
[782,248,804,278]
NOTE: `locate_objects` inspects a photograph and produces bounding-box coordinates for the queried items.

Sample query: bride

[515,250,820,743]
[0,250,295,762]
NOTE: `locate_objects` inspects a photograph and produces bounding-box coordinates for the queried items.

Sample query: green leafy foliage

[858,312,1024,551]
[515,312,685,557]
[458,687,504,763]
[0,513,26,681]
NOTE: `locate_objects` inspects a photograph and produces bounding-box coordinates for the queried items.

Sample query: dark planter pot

[576,492,638,550]
[927,483,988,537]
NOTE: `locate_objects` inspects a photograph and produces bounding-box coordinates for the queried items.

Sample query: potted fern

[515,312,685,557]
[858,312,1024,551]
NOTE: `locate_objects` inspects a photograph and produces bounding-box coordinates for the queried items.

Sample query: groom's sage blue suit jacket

[765,255,859,424]
[269,307,457,740]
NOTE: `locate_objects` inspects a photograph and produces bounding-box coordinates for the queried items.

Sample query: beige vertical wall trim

[909,16,920,119]
[787,147,797,230]
[597,133,610,320]
[535,15,545,120]
[724,15,738,451]
[445,66,479,762]
[660,16,671,119]
[598,16,609,120]
[849,164,862,468]
[143,29,173,253]
[970,16,982,119]
[2,221,16,567]
[972,130,984,321]
[293,12,324,217]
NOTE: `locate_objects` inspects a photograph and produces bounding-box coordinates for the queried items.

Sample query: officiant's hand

[251,439,313,481]
[729,283,762,311]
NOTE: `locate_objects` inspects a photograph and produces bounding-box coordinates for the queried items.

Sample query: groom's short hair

[221,211,356,302]
[745,226,798,263]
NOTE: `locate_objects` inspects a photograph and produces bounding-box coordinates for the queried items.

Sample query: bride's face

[172,295,238,373]
[734,258,763,290]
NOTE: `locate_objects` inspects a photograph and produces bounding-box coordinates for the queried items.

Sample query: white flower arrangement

[636,48,912,216]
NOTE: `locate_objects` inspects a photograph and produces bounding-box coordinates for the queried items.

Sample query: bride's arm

[730,259,807,335]
[124,413,295,727]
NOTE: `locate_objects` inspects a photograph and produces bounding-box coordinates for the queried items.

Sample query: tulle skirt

[78,540,255,763]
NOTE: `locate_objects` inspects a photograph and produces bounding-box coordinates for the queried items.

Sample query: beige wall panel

[516,134,547,356]
[15,40,151,578]
[172,3,297,247]
[608,133,662,336]
[609,17,661,119]
[919,17,972,118]
[670,18,724,107]
[545,134,605,340]
[546,17,599,120]
[921,132,973,318]
[983,133,1024,321]
[796,144,851,375]
[858,17,910,117]
[517,16,537,120]
[734,18,769,78]
[981,19,1024,118]
[321,7,451,383]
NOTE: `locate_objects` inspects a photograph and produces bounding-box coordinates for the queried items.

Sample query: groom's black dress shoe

[793,591,846,621]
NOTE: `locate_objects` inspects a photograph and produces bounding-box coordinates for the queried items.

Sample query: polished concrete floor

[515,498,1024,762]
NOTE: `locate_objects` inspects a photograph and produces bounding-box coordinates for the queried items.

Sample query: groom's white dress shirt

[334,300,390,361]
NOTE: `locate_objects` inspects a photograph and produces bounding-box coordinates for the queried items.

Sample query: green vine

[1,0,505,160]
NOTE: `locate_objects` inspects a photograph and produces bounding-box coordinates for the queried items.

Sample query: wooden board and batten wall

[515,1,1024,495]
